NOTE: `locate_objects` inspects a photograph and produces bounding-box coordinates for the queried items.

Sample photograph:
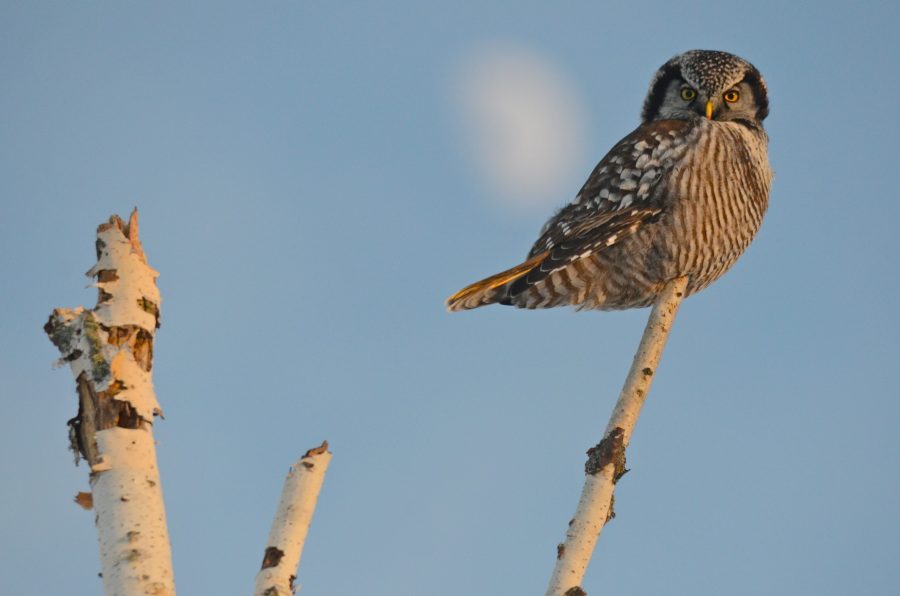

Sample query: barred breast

[583,120,771,310]
[447,119,772,312]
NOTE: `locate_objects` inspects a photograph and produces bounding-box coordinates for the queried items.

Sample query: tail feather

[446,252,549,312]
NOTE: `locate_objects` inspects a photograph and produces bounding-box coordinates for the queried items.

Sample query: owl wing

[446,119,692,311]
[510,119,690,294]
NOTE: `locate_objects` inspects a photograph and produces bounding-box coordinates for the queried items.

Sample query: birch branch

[253,441,332,596]
[44,210,175,596]
[546,276,688,596]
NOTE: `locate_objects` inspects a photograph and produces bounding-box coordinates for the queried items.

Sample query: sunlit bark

[45,211,175,596]
[546,277,688,596]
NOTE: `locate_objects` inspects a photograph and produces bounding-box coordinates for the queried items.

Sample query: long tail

[446,252,548,312]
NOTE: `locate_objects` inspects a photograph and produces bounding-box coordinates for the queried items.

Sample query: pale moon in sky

[456,43,587,209]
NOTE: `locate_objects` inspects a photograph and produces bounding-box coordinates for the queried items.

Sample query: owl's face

[641,50,768,127]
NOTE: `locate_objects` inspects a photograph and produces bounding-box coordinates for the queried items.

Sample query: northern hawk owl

[447,50,772,311]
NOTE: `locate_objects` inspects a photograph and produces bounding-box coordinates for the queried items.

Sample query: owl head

[641,50,768,126]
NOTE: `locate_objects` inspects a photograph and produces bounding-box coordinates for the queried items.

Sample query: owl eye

[723,89,740,103]
[680,88,697,101]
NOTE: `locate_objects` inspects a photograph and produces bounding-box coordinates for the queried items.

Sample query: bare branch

[253,441,332,596]
[546,277,688,596]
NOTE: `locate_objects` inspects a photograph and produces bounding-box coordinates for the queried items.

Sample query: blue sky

[1,2,898,594]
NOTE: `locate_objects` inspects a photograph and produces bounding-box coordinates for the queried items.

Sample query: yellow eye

[680,88,697,101]
[723,89,740,103]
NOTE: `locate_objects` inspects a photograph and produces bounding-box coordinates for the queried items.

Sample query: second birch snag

[254,442,332,596]
[45,211,175,596]
[546,276,688,596]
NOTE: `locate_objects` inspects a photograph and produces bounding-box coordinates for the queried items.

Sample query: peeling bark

[45,210,175,596]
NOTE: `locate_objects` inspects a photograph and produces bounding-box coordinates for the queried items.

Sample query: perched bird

[447,50,772,312]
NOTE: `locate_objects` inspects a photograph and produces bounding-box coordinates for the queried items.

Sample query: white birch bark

[92,428,174,595]
[45,211,175,596]
[253,442,332,596]
[546,276,688,596]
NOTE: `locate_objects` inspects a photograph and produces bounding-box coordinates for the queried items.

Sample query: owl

[447,50,772,312]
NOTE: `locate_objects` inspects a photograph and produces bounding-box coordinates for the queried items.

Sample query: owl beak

[705,100,714,120]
